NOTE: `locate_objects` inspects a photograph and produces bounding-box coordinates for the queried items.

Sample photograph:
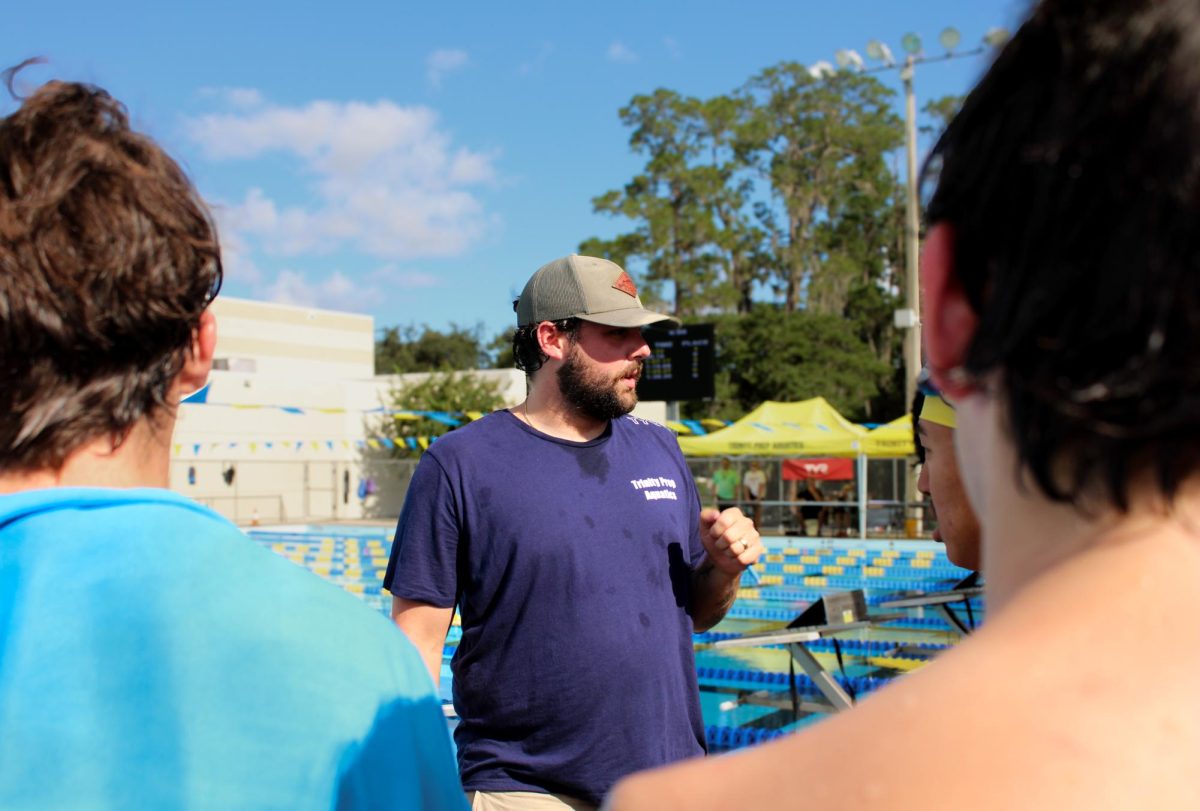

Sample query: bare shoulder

[607,641,997,810]
[607,604,1200,810]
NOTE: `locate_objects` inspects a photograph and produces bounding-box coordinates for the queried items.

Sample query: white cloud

[664,36,682,60]
[208,203,262,286]
[426,48,470,88]
[607,41,638,64]
[255,264,438,314]
[371,264,440,288]
[518,42,554,75]
[262,269,376,313]
[186,97,498,261]
[198,86,264,109]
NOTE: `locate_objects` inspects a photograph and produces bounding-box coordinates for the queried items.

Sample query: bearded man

[384,255,761,810]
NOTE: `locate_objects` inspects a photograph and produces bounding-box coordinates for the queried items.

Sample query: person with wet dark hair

[0,73,464,810]
[604,1,1200,807]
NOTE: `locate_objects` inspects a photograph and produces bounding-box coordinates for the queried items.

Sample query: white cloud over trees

[187,95,498,306]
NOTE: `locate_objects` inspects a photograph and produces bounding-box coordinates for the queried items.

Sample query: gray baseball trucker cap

[514,254,681,328]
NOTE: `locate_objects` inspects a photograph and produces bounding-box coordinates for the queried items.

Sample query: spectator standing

[710,457,740,512]
[742,460,768,528]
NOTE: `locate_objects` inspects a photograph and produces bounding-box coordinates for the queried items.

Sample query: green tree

[738,65,903,314]
[375,323,491,373]
[382,370,507,452]
[921,94,964,136]
[583,89,761,317]
[683,305,891,423]
[488,327,516,370]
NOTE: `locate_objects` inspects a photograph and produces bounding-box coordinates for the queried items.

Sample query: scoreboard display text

[637,323,715,402]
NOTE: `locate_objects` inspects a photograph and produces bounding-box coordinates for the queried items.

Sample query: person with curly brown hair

[0,70,465,811]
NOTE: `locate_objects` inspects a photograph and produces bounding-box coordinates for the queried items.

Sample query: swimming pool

[249,524,979,751]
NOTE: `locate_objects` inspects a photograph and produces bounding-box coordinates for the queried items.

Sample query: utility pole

[819,26,1010,536]
[900,55,922,410]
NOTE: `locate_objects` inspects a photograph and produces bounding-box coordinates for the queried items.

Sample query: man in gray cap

[385,255,761,810]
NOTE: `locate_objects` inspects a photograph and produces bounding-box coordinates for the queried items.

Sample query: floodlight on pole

[983,27,1011,48]
[835,49,865,71]
[815,26,1010,410]
[865,40,894,67]
[808,60,836,79]
[813,24,1009,532]
[938,27,962,53]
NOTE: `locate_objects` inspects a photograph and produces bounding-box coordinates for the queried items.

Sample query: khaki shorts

[466,790,597,811]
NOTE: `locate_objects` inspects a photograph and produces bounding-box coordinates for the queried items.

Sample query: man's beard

[557,343,641,421]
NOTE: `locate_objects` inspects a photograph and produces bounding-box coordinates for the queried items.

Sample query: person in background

[711,457,740,512]
[802,477,826,537]
[831,480,856,537]
[386,254,761,810]
[742,459,767,528]
[0,74,465,811]
[604,1,1200,806]
[915,388,981,570]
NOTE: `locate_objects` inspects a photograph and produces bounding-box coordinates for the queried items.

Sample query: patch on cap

[612,271,638,298]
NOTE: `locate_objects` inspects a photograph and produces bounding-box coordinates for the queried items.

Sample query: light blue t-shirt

[0,487,467,811]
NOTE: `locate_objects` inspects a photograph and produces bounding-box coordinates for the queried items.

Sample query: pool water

[250,525,980,752]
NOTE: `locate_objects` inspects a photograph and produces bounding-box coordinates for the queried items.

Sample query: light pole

[815,26,1008,536]
[900,53,921,412]
[817,26,1010,407]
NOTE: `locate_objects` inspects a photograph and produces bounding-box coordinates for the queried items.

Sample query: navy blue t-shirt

[384,410,708,804]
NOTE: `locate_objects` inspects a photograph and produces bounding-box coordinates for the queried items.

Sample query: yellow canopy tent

[858,414,916,457]
[676,397,867,457]
[678,400,916,537]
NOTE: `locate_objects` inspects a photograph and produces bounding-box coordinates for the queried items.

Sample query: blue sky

[9,0,1029,340]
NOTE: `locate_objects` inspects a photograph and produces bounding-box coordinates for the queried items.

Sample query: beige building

[172,296,665,525]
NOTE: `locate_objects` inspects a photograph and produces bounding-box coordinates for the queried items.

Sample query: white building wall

[171,297,668,524]
[209,296,375,380]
